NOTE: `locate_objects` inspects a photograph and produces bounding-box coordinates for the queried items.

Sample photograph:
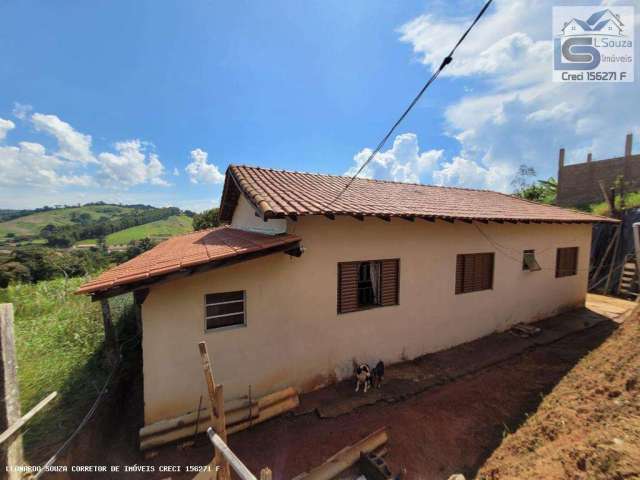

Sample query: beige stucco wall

[141,215,592,424]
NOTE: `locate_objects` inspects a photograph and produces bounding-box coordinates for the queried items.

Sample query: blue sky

[1,0,638,211]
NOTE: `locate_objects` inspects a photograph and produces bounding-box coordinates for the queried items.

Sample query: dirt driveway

[61,295,632,480]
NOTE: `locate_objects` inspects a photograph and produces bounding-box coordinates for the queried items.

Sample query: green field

[103,214,193,245]
[0,205,133,238]
[0,277,134,460]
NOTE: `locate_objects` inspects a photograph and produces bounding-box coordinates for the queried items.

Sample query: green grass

[588,191,640,216]
[0,205,133,238]
[0,277,134,460]
[105,214,193,245]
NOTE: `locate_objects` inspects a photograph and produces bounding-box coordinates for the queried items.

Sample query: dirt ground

[477,307,640,479]
[55,296,635,480]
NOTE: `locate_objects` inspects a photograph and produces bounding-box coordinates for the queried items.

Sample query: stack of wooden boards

[139,387,299,450]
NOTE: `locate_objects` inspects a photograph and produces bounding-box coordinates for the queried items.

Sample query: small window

[455,252,494,294]
[556,247,578,278]
[522,249,541,271]
[338,259,399,314]
[205,290,245,331]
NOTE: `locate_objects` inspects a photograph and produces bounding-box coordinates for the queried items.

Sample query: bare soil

[476,309,640,480]
[59,311,632,479]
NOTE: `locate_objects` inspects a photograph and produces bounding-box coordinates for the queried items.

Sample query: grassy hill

[0,277,135,461]
[77,214,193,246]
[0,204,134,238]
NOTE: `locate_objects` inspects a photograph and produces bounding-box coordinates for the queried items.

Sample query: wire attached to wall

[331,0,495,203]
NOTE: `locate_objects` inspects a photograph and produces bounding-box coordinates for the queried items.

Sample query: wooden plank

[198,342,231,480]
[0,392,57,445]
[100,299,119,366]
[295,427,388,480]
[260,468,273,480]
[1,303,24,479]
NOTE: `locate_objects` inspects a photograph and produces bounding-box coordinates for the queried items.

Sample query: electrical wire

[332,0,495,203]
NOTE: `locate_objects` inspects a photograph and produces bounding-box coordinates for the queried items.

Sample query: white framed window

[204,290,246,331]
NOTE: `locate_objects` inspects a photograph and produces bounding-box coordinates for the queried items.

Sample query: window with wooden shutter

[555,247,578,278]
[337,259,399,314]
[204,290,246,331]
[455,252,494,294]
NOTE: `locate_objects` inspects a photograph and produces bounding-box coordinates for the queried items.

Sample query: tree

[0,262,31,288]
[515,178,557,204]
[192,208,221,230]
[511,164,537,192]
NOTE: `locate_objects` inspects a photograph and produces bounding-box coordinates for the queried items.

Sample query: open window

[338,259,399,314]
[522,249,541,271]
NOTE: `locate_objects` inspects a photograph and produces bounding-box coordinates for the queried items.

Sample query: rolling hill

[76,214,194,246]
[0,204,135,238]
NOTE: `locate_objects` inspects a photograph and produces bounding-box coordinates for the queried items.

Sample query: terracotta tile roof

[220,165,617,224]
[76,226,301,295]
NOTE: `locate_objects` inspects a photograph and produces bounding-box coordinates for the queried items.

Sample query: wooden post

[1,304,24,479]
[100,299,119,366]
[625,133,633,158]
[260,468,273,480]
[199,342,231,480]
[587,152,592,162]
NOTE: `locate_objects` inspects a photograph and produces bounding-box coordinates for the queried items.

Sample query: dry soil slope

[477,308,640,480]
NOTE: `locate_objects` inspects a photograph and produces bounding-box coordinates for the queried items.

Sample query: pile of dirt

[477,308,640,480]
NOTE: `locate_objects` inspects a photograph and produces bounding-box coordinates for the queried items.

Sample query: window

[205,290,245,331]
[455,252,494,294]
[556,247,578,278]
[338,259,399,314]
[522,249,541,271]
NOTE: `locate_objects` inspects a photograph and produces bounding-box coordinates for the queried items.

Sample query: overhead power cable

[332,0,494,203]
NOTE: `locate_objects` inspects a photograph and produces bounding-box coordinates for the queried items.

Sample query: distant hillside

[77,215,193,246]
[0,204,137,238]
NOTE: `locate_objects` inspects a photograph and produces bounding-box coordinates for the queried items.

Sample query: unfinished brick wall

[556,134,637,207]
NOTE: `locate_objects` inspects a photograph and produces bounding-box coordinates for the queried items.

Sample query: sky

[1,0,638,212]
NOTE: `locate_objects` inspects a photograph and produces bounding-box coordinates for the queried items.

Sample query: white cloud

[32,113,95,164]
[185,148,225,184]
[346,133,443,183]
[173,167,180,176]
[0,141,93,188]
[399,0,640,191]
[98,140,169,187]
[12,102,32,120]
[0,118,15,141]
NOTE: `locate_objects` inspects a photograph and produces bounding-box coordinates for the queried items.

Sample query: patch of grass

[0,277,134,460]
[588,191,640,217]
[105,214,193,245]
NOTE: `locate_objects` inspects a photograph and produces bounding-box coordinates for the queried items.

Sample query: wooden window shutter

[456,253,494,294]
[337,262,359,314]
[556,247,578,277]
[380,259,400,307]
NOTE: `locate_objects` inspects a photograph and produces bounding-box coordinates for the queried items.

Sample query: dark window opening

[357,261,382,307]
[523,249,542,271]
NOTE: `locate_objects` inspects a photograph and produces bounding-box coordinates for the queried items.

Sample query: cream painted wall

[231,195,287,234]
[141,216,592,424]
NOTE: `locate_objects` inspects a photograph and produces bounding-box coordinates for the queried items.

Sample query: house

[561,18,590,36]
[77,165,616,427]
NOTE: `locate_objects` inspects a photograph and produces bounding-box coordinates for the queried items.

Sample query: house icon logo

[553,6,634,83]
[560,9,624,37]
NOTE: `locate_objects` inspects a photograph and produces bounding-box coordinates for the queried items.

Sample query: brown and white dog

[354,364,371,393]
